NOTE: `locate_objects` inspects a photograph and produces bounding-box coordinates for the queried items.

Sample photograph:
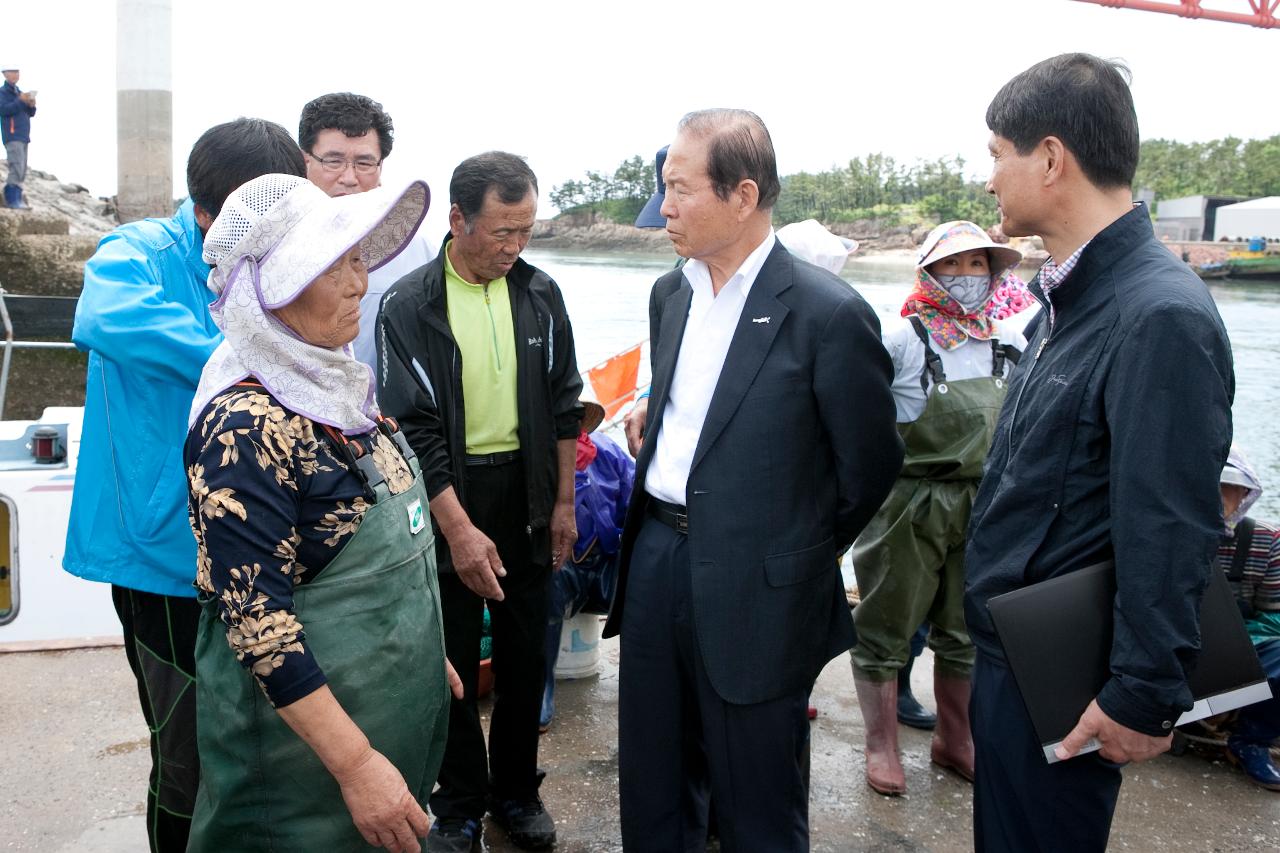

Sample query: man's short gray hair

[677,109,781,210]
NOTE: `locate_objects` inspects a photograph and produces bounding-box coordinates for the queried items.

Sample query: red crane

[1071,0,1279,28]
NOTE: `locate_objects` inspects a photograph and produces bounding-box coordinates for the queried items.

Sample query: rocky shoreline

[530,213,1052,265]
[529,213,936,255]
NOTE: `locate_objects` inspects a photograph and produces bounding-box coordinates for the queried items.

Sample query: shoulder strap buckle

[908,315,946,393]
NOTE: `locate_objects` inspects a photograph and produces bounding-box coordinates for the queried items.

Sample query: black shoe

[490,796,557,849]
[427,817,482,853]
[897,661,937,730]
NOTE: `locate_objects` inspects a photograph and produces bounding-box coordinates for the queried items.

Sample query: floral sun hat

[903,221,1029,349]
[916,220,1022,276]
[190,174,429,434]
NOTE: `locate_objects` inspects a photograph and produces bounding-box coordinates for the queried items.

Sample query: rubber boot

[854,677,906,795]
[2,185,19,209]
[930,672,975,782]
[1227,737,1280,791]
[897,657,937,730]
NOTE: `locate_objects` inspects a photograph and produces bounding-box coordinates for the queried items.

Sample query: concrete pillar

[116,0,172,223]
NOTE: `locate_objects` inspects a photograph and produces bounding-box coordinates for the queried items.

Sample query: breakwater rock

[531,218,671,251]
[0,164,114,419]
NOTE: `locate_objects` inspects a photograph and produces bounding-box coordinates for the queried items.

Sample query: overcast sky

[9,0,1276,237]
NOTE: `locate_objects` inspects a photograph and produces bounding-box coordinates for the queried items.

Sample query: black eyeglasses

[309,152,382,175]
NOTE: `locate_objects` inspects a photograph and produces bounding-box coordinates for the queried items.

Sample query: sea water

[527,248,1280,521]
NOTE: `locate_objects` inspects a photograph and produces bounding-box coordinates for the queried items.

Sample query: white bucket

[554,612,602,679]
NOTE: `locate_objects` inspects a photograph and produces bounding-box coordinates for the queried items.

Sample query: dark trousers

[430,461,551,822]
[1232,637,1280,748]
[112,585,201,853]
[618,517,810,853]
[972,653,1122,853]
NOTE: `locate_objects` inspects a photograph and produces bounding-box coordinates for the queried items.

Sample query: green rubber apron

[189,432,449,852]
[851,318,1015,678]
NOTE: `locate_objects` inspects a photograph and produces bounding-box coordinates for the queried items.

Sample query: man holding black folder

[965,54,1235,851]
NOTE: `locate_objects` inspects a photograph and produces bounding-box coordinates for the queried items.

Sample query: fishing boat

[1193,260,1232,279]
[1225,250,1280,278]
[0,286,119,648]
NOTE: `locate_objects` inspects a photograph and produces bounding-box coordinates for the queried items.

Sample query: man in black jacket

[378,152,583,853]
[966,54,1235,851]
[609,109,902,852]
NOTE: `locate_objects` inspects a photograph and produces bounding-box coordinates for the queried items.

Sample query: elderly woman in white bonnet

[183,173,459,853]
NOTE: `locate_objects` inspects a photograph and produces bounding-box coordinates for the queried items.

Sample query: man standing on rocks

[64,118,305,853]
[297,92,436,370]
[378,151,583,853]
[0,62,36,210]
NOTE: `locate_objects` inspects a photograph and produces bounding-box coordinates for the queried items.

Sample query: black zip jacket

[965,206,1235,736]
[375,238,584,572]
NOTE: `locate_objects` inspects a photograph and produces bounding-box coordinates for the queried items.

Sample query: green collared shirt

[444,245,519,454]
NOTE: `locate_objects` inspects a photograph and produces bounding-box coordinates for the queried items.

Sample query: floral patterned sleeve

[185,389,328,706]
[186,388,418,706]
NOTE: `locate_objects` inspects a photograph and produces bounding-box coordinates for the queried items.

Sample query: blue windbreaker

[0,81,35,144]
[573,433,635,561]
[64,200,222,597]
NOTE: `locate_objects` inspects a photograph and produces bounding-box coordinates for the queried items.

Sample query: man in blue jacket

[64,118,304,853]
[966,54,1235,852]
[0,62,36,209]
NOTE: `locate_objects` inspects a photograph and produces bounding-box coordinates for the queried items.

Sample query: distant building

[1213,197,1280,242]
[1154,195,1245,242]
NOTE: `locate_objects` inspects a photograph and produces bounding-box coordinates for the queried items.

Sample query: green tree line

[1134,135,1280,201]
[774,155,994,226]
[550,155,656,224]
[552,134,1280,227]
[553,152,995,227]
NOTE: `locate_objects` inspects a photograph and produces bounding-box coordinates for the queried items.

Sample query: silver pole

[0,285,15,422]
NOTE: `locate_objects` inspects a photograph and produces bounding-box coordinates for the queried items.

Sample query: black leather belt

[464,449,521,467]
[648,497,688,534]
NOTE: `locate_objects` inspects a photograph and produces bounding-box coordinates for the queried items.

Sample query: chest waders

[851,316,1018,680]
[189,424,450,851]
[852,317,1019,794]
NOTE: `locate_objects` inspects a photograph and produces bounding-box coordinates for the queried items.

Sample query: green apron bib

[189,445,450,851]
[851,321,1012,680]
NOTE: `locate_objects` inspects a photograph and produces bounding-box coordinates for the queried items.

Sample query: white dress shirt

[645,230,776,505]
[354,228,438,370]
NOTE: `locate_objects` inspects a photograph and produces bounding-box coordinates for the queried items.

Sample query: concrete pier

[2,636,1277,851]
[115,0,172,223]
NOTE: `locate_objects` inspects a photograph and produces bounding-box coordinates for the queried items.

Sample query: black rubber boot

[896,658,937,730]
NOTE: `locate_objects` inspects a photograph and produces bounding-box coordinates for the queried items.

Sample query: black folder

[987,560,1271,764]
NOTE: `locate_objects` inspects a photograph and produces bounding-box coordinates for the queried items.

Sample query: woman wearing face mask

[849,220,1031,796]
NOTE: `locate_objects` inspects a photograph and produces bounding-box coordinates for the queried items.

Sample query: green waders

[851,320,1015,682]
[188,441,450,851]
[852,319,1016,793]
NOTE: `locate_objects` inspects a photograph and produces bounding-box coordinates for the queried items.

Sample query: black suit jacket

[603,240,904,705]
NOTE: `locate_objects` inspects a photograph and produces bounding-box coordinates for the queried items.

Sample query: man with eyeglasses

[298,92,436,369]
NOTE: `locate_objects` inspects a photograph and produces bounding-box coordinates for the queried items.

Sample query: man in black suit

[605,109,903,852]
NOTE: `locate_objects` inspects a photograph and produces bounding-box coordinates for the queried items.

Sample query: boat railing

[0,283,79,422]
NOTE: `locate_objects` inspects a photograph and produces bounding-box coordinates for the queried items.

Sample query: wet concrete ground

[2,637,1278,851]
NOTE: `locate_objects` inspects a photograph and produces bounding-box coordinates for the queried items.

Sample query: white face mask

[936,274,992,312]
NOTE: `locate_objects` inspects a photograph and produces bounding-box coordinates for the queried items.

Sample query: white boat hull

[0,406,122,650]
